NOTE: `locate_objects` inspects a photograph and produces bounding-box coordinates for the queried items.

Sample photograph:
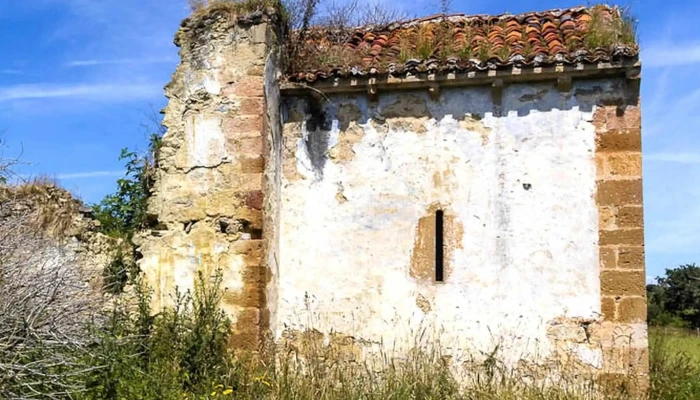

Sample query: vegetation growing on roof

[584,5,637,49]
[285,4,639,82]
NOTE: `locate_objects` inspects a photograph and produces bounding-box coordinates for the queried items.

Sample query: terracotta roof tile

[287,5,638,83]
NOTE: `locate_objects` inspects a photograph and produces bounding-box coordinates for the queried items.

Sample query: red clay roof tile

[287,5,638,83]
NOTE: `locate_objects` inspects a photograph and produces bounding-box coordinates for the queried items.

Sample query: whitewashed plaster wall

[276,80,625,367]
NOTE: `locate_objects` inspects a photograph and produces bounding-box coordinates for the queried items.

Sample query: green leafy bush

[79,271,232,400]
[93,133,161,239]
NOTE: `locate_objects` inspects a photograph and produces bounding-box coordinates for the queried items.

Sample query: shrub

[79,271,233,400]
[0,184,103,399]
[93,132,161,240]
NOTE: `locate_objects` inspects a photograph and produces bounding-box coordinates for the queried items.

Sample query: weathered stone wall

[136,9,282,347]
[140,6,646,387]
[278,79,647,381]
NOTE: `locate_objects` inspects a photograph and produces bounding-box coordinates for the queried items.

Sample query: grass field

[649,327,700,399]
[650,327,700,364]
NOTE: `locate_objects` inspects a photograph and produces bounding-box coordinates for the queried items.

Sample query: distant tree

[648,264,700,329]
[647,283,690,328]
[654,264,700,329]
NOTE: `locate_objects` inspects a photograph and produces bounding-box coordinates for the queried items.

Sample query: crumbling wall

[0,183,118,288]
[278,79,647,383]
[135,8,282,347]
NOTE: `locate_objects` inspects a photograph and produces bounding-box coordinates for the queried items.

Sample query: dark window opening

[435,210,444,282]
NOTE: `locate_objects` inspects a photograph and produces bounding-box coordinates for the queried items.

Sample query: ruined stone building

[137,4,647,382]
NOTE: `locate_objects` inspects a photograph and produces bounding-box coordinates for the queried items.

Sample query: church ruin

[136,3,647,386]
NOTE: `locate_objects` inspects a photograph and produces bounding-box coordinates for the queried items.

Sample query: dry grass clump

[0,178,104,398]
[288,5,639,78]
[584,5,637,50]
[188,0,284,18]
[0,177,86,239]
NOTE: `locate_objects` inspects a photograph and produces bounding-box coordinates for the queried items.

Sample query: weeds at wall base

[3,264,694,399]
[75,271,652,400]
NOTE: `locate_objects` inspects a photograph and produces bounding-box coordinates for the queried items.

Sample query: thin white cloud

[0,83,162,102]
[64,57,176,67]
[0,69,22,75]
[643,41,700,68]
[646,153,700,165]
[56,170,125,180]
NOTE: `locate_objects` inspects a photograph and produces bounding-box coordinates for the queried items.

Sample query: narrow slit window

[435,210,444,282]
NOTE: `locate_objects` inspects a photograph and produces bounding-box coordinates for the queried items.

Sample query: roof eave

[281,58,641,97]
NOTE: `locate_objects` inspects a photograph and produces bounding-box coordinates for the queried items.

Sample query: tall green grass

[649,328,700,400]
[6,267,699,399]
[70,271,639,400]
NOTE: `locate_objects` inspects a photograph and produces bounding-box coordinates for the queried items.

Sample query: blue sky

[1,0,698,281]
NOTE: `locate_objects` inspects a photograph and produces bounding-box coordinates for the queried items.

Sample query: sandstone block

[240,156,264,173]
[239,137,264,157]
[597,179,643,206]
[596,130,642,152]
[246,66,265,76]
[600,229,644,246]
[233,208,263,230]
[241,173,263,191]
[601,270,646,296]
[598,371,648,396]
[617,206,643,228]
[229,307,262,348]
[250,23,269,44]
[246,190,264,210]
[224,115,263,136]
[606,106,641,131]
[601,296,616,321]
[618,247,645,269]
[601,345,649,375]
[599,206,616,230]
[223,285,263,308]
[593,107,607,131]
[240,97,265,115]
[617,297,646,323]
[231,239,264,257]
[223,266,266,308]
[597,153,642,178]
[232,76,264,97]
[600,246,617,270]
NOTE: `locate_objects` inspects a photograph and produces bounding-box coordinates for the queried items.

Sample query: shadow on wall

[284,78,636,124]
[282,78,637,179]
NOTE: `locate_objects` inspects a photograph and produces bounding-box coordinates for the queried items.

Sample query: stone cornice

[281,59,641,99]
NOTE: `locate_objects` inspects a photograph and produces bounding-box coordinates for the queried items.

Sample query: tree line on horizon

[647,264,700,330]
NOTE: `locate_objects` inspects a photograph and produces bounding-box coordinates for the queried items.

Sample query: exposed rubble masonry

[136,9,281,348]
